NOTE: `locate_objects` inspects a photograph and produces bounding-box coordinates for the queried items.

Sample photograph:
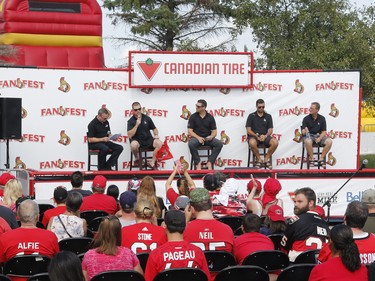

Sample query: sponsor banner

[0,67,360,170]
[130,51,253,87]
[33,177,375,217]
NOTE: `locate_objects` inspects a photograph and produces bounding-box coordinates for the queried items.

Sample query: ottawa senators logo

[16,78,25,89]
[293,79,304,94]
[14,156,26,169]
[327,130,336,139]
[329,81,337,90]
[181,133,188,143]
[293,106,301,116]
[100,80,108,90]
[58,106,67,116]
[57,159,65,169]
[329,103,339,118]
[101,104,112,119]
[180,105,191,120]
[140,88,153,94]
[216,157,224,167]
[220,130,230,145]
[141,107,149,116]
[219,107,227,117]
[327,152,337,166]
[58,130,71,146]
[292,128,303,143]
[58,77,71,93]
[21,107,27,119]
[219,88,231,95]
[291,155,299,165]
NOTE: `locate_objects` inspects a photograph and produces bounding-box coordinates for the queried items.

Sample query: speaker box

[0,98,22,139]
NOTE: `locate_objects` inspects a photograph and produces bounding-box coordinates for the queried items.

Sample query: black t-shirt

[68,189,93,198]
[127,114,156,147]
[245,111,273,135]
[187,111,217,138]
[87,116,111,139]
[302,114,327,134]
[0,205,18,229]
[282,211,329,252]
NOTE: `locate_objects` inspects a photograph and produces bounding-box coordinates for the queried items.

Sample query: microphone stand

[323,163,365,224]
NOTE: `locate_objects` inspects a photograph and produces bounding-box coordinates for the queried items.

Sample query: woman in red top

[309,224,367,281]
[165,165,195,207]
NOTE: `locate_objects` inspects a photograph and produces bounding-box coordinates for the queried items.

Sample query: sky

[100,0,375,68]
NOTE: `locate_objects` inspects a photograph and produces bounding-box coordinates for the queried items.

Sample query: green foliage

[233,0,375,106]
[103,0,236,51]
[360,154,375,169]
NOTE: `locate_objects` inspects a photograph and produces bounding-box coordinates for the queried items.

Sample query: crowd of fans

[0,169,374,281]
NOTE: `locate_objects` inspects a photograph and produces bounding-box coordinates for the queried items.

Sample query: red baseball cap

[92,175,107,189]
[262,178,282,205]
[267,205,285,222]
[0,173,15,186]
[247,179,262,193]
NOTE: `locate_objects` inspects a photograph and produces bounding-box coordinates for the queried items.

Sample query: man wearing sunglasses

[127,101,162,170]
[87,107,123,171]
[246,99,278,169]
[188,99,223,170]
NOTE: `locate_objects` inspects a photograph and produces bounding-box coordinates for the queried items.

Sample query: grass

[360,154,375,168]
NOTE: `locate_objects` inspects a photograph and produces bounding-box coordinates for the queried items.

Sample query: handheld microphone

[361,159,368,170]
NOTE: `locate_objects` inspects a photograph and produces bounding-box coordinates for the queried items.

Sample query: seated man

[188,99,223,170]
[87,107,123,171]
[301,102,333,167]
[127,102,162,170]
[246,99,278,169]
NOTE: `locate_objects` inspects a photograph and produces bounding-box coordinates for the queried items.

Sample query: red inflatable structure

[0,0,105,67]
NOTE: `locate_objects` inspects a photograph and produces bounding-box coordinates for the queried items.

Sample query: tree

[102,0,237,51]
[233,0,375,105]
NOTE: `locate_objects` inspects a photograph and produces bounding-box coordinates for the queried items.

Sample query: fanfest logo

[215,157,242,167]
[276,155,301,166]
[328,103,339,118]
[242,82,282,92]
[326,152,337,167]
[41,106,87,117]
[292,128,303,143]
[220,130,230,145]
[122,161,166,170]
[207,108,245,117]
[18,134,45,143]
[293,79,304,94]
[83,80,128,91]
[124,107,168,118]
[327,130,352,139]
[40,159,85,169]
[165,133,189,143]
[21,107,27,119]
[0,78,45,89]
[14,157,26,169]
[180,105,191,120]
[58,77,71,93]
[279,106,309,117]
[315,81,354,91]
[58,130,71,146]
[137,58,162,81]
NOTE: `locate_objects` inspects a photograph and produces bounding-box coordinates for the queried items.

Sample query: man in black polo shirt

[87,107,123,170]
[246,99,278,169]
[188,99,223,170]
[302,102,332,167]
[127,101,162,169]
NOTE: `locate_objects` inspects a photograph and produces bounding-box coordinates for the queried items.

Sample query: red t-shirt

[41,205,66,227]
[80,193,118,215]
[121,222,167,254]
[166,189,179,206]
[309,257,367,281]
[233,232,275,264]
[183,219,234,252]
[144,240,211,281]
[0,217,11,235]
[318,232,375,264]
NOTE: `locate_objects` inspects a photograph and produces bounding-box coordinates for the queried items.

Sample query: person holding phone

[127,102,162,170]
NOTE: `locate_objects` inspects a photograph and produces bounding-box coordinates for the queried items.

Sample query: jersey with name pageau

[183,218,234,252]
[144,240,211,281]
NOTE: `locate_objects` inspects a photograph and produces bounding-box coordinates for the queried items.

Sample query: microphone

[361,159,368,170]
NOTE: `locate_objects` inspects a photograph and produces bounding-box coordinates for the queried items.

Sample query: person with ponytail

[308,224,367,281]
[165,165,195,207]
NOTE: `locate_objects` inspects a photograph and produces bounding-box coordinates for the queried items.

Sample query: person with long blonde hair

[137,176,165,218]
[2,179,23,213]
[82,216,143,280]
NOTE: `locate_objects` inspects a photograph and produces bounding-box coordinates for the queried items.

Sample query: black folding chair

[80,210,108,224]
[242,250,289,272]
[0,274,11,281]
[38,204,55,223]
[153,268,208,281]
[3,255,51,279]
[204,251,236,273]
[136,252,150,272]
[91,270,145,281]
[277,264,315,281]
[216,216,244,233]
[294,249,320,264]
[58,237,93,255]
[268,234,284,250]
[27,272,50,281]
[214,265,269,281]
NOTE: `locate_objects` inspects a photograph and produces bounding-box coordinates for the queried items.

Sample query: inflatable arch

[0,0,104,67]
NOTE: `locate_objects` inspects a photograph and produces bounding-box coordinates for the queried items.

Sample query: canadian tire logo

[137,58,162,81]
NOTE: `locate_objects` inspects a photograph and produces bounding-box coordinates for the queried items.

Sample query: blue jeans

[188,138,223,165]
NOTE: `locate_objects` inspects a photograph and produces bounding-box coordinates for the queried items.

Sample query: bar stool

[247,143,272,169]
[300,141,326,169]
[190,145,213,170]
[130,147,156,170]
[87,133,118,171]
